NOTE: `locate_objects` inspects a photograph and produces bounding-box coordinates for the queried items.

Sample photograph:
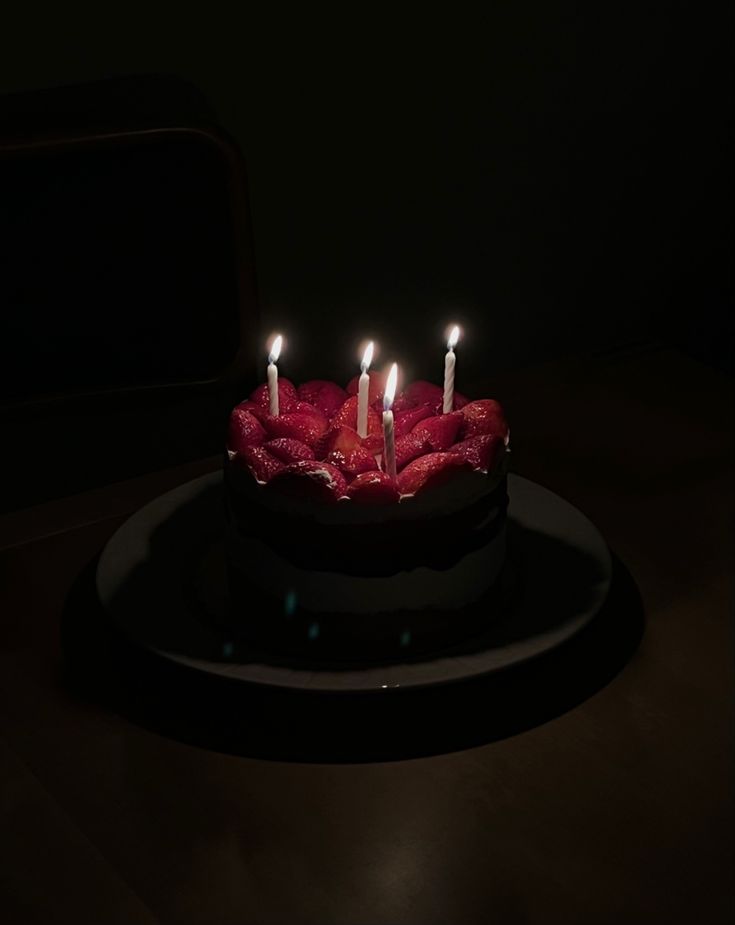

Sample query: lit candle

[267,334,283,416]
[357,341,374,437]
[382,362,398,480]
[443,325,460,413]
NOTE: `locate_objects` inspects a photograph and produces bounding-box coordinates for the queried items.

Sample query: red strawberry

[262,412,328,448]
[227,405,267,453]
[346,370,386,404]
[346,471,400,504]
[291,401,329,427]
[317,424,362,459]
[267,460,348,503]
[390,393,418,413]
[411,410,463,450]
[331,395,382,435]
[296,380,348,418]
[404,380,443,409]
[326,446,379,479]
[397,452,473,496]
[459,399,509,440]
[263,438,315,464]
[234,400,269,423]
[239,446,284,483]
[249,377,298,413]
[395,432,433,470]
[404,380,469,413]
[394,405,433,438]
[360,432,384,455]
[449,434,505,471]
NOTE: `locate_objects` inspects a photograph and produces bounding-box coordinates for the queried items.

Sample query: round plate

[96,473,612,692]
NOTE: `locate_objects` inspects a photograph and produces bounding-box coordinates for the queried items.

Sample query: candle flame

[268,334,283,364]
[383,362,398,411]
[361,341,374,373]
[447,325,460,350]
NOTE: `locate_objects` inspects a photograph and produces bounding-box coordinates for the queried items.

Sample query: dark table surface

[0,344,733,925]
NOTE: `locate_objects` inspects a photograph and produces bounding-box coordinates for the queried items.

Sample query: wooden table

[1,345,732,925]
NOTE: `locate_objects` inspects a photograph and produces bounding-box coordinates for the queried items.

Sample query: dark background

[0,5,732,506]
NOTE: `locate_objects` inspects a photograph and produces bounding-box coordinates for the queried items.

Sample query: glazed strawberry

[404,380,443,409]
[360,432,384,455]
[317,424,362,459]
[234,400,269,423]
[326,446,379,479]
[262,412,328,448]
[397,452,473,496]
[267,460,348,503]
[459,399,509,440]
[249,377,298,413]
[330,395,382,436]
[346,370,386,404]
[390,393,418,413]
[319,424,360,456]
[239,446,284,483]
[395,432,433,470]
[449,434,505,471]
[411,411,463,451]
[263,437,315,464]
[346,471,400,504]
[291,401,329,428]
[404,380,469,413]
[394,405,433,438]
[296,380,348,418]
[227,405,267,453]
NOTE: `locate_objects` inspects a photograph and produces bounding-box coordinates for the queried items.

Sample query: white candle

[382,362,398,480]
[267,334,283,416]
[357,341,374,437]
[443,325,460,413]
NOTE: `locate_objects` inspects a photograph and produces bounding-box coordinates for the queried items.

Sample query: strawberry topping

[267,460,348,503]
[410,410,464,451]
[262,412,328,448]
[231,379,507,503]
[404,380,469,413]
[394,405,434,438]
[330,395,382,435]
[239,446,284,483]
[395,432,433,470]
[397,452,474,496]
[346,471,400,504]
[316,424,362,459]
[248,378,298,413]
[296,380,349,418]
[326,446,379,479]
[459,399,509,440]
[449,434,505,471]
[227,405,267,454]
[263,438,316,464]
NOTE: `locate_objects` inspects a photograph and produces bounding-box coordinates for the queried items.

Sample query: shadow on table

[60,549,644,763]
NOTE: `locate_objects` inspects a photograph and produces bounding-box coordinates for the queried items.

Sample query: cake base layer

[222,543,515,662]
[94,473,614,686]
[225,522,506,615]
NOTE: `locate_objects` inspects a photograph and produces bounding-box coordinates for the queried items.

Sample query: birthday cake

[223,366,511,659]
